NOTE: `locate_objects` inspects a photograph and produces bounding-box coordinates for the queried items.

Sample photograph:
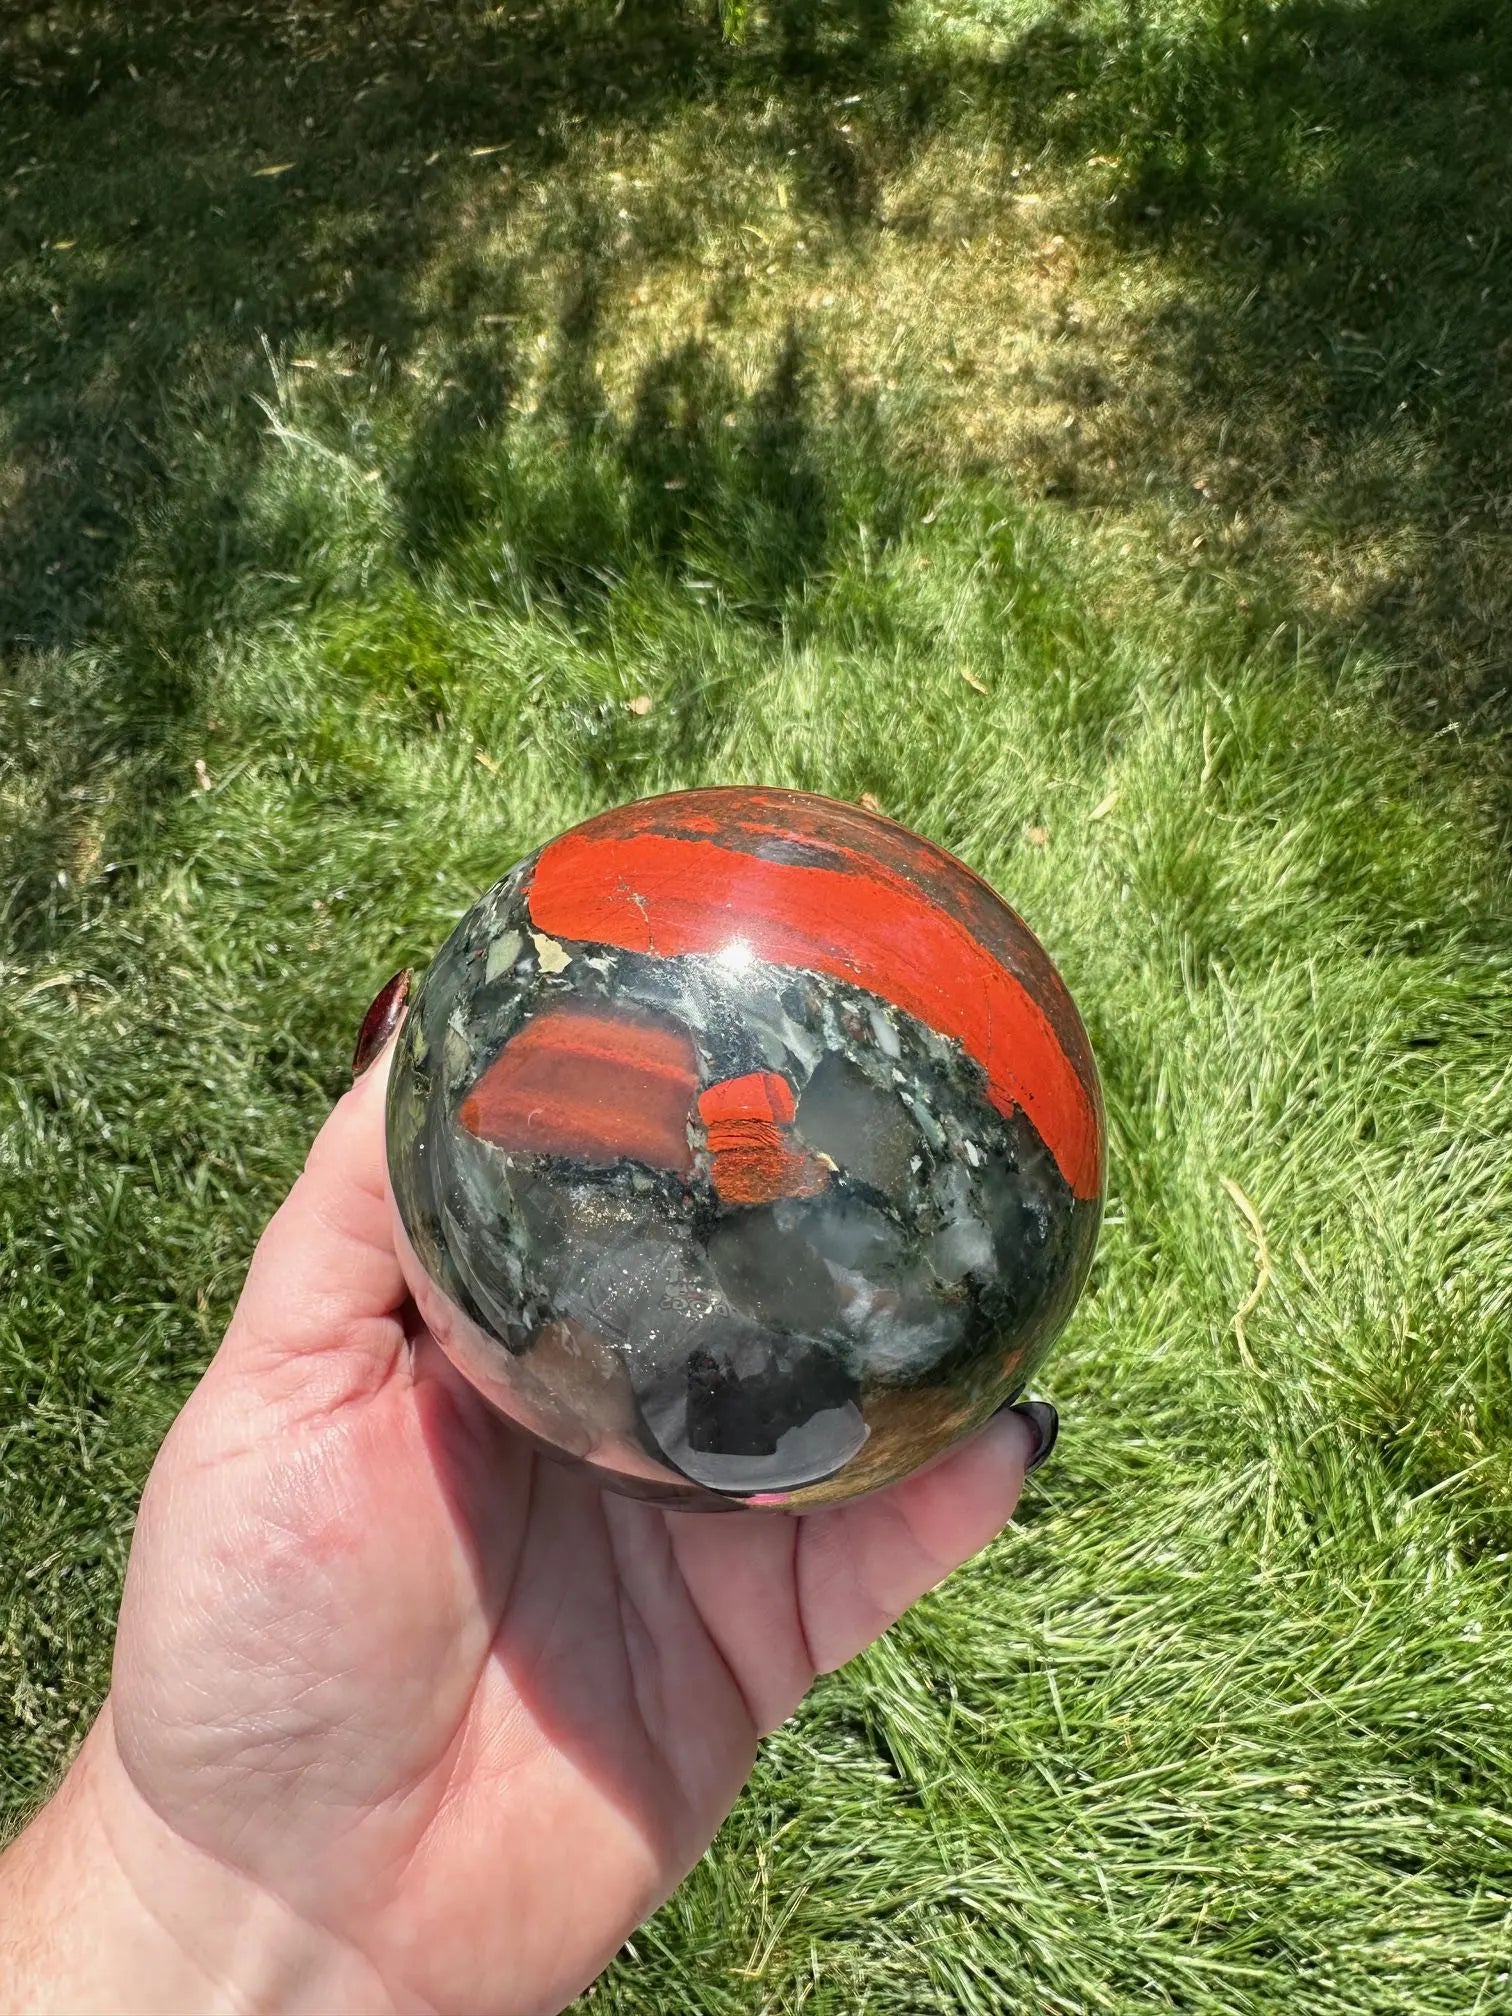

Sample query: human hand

[1,1027,1045,2016]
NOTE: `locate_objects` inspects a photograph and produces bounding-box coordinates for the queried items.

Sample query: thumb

[219,1021,408,1403]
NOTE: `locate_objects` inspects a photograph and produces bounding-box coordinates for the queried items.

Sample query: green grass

[3,0,1511,2008]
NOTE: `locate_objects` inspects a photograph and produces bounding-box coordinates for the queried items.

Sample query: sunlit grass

[3,1,1511,2008]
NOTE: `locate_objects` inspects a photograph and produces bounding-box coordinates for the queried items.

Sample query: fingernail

[353,968,413,1081]
[1006,1399,1059,1475]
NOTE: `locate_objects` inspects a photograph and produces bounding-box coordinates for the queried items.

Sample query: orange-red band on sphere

[528,792,1102,1200]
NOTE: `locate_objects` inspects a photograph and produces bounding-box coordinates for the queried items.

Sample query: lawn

[2,0,1511,2008]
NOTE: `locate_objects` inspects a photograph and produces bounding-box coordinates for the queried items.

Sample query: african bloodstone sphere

[384,787,1104,1510]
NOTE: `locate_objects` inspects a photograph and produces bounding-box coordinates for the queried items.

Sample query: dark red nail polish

[353,968,413,1081]
[1005,1398,1059,1474]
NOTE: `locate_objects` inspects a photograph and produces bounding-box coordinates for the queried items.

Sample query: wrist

[0,1706,400,2016]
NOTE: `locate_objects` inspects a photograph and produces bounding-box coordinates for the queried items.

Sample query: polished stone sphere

[385,787,1104,1510]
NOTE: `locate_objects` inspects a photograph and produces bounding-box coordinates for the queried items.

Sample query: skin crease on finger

[1,1026,1034,2016]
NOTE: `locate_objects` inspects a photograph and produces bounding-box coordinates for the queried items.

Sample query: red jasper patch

[460,1000,698,1178]
[697,1070,797,1127]
[528,789,1103,1200]
[697,1070,830,1207]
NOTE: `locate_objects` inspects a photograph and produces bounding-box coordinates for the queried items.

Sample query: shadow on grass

[2,0,1509,912]
[0,0,923,919]
[1010,0,1512,741]
[0,0,705,656]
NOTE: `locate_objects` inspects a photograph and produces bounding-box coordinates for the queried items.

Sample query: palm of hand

[107,1055,1028,2016]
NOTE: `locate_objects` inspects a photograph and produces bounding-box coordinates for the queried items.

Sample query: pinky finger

[794,1408,1035,1675]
